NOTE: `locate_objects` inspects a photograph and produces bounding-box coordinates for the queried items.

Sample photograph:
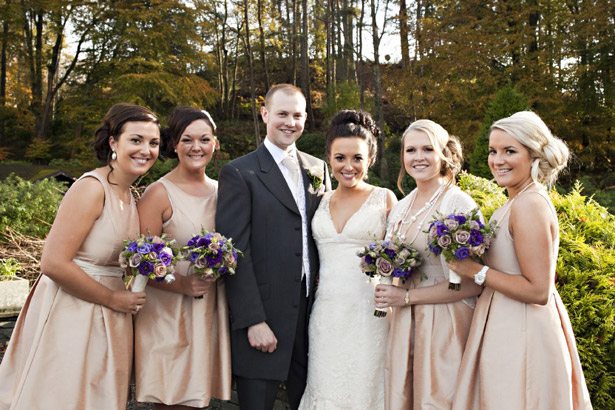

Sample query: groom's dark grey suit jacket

[216,143,330,380]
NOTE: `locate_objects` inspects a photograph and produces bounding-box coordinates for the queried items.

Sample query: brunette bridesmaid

[450,111,592,410]
[374,120,483,409]
[0,103,159,409]
[134,106,231,409]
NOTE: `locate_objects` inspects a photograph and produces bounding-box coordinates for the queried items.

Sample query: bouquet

[357,235,423,317]
[425,208,494,290]
[182,229,243,299]
[119,233,179,293]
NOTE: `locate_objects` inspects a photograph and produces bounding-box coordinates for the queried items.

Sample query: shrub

[0,258,22,280]
[0,174,66,239]
[459,175,615,409]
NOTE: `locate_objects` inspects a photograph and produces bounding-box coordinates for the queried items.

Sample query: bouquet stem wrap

[374,276,393,317]
[131,274,149,293]
[448,270,462,291]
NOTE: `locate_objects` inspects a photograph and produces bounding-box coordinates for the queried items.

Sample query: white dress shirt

[264,138,311,295]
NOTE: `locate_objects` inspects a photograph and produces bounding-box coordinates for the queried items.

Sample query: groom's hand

[247,322,278,353]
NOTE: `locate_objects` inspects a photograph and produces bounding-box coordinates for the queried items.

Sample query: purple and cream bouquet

[182,229,243,298]
[426,208,494,290]
[357,235,423,317]
[119,233,179,292]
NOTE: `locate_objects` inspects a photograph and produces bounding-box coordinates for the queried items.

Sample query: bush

[459,174,615,409]
[0,174,66,239]
[0,258,22,280]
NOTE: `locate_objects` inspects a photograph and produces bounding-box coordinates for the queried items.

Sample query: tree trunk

[300,0,314,129]
[370,0,388,181]
[0,9,8,145]
[257,0,270,90]
[243,0,261,146]
[357,0,365,108]
[291,0,298,84]
[399,0,409,68]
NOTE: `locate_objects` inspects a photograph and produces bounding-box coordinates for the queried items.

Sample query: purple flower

[454,214,467,224]
[152,242,164,252]
[190,252,199,263]
[368,243,377,250]
[477,220,484,228]
[138,242,153,254]
[197,237,210,247]
[206,251,223,266]
[392,268,405,278]
[444,218,459,230]
[429,243,442,255]
[219,266,229,276]
[455,247,470,260]
[469,229,483,246]
[139,261,154,275]
[187,236,199,247]
[365,254,374,265]
[436,224,450,236]
[159,251,172,266]
[384,248,396,260]
[127,242,138,252]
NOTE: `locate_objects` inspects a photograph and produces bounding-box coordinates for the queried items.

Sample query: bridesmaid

[135,106,231,409]
[374,120,483,409]
[450,111,592,410]
[0,103,159,409]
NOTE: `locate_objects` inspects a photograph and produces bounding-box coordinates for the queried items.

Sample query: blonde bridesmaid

[135,106,231,409]
[449,111,592,410]
[374,120,483,410]
[0,103,160,409]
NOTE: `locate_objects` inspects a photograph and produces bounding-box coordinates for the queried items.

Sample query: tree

[469,86,529,179]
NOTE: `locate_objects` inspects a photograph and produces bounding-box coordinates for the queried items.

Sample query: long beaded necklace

[494,181,536,231]
[392,183,448,244]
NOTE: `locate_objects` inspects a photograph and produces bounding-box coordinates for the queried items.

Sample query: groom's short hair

[264,84,305,108]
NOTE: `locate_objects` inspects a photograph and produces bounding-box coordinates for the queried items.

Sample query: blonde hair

[397,119,463,193]
[490,111,569,187]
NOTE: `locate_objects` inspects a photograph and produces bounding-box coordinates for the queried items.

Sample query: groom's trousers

[235,279,309,410]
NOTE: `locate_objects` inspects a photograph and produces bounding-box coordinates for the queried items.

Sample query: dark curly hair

[161,106,217,159]
[325,110,380,167]
[93,103,159,164]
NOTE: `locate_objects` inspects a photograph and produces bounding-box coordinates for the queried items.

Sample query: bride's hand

[374,284,407,308]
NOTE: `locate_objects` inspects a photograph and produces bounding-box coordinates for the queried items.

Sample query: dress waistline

[73,259,124,278]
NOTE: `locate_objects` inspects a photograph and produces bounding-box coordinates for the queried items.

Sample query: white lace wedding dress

[299,187,389,410]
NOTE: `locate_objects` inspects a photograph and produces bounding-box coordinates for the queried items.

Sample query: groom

[216,84,329,410]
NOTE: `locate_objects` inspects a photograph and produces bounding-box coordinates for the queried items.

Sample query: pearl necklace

[494,181,536,231]
[393,183,448,244]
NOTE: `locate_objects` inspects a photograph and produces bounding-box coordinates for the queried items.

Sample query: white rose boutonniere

[307,165,325,195]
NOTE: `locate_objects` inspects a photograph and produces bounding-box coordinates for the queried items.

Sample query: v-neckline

[327,188,377,235]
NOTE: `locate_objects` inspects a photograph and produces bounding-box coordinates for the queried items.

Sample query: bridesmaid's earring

[111,151,117,161]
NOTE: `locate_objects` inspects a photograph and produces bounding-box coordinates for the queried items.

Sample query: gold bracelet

[404,289,410,306]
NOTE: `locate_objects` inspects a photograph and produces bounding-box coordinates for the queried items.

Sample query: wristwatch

[474,266,489,285]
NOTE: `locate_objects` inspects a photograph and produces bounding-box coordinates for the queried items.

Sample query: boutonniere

[307,166,324,190]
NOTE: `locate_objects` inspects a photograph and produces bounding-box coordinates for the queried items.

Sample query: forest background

[0,1,614,408]
[0,0,614,206]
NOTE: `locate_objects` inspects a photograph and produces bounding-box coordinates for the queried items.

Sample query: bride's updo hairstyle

[161,106,218,160]
[490,111,569,187]
[325,109,380,168]
[397,119,463,193]
[93,103,159,164]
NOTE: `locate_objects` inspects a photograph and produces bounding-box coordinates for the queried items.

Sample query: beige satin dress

[452,190,592,410]
[134,177,231,407]
[0,170,139,410]
[384,186,476,410]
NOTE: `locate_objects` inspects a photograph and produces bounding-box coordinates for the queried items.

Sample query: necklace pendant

[410,216,416,223]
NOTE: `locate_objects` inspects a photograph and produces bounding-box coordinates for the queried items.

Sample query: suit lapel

[256,144,300,215]
[297,151,320,215]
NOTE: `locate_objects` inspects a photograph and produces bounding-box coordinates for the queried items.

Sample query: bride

[298,110,397,409]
